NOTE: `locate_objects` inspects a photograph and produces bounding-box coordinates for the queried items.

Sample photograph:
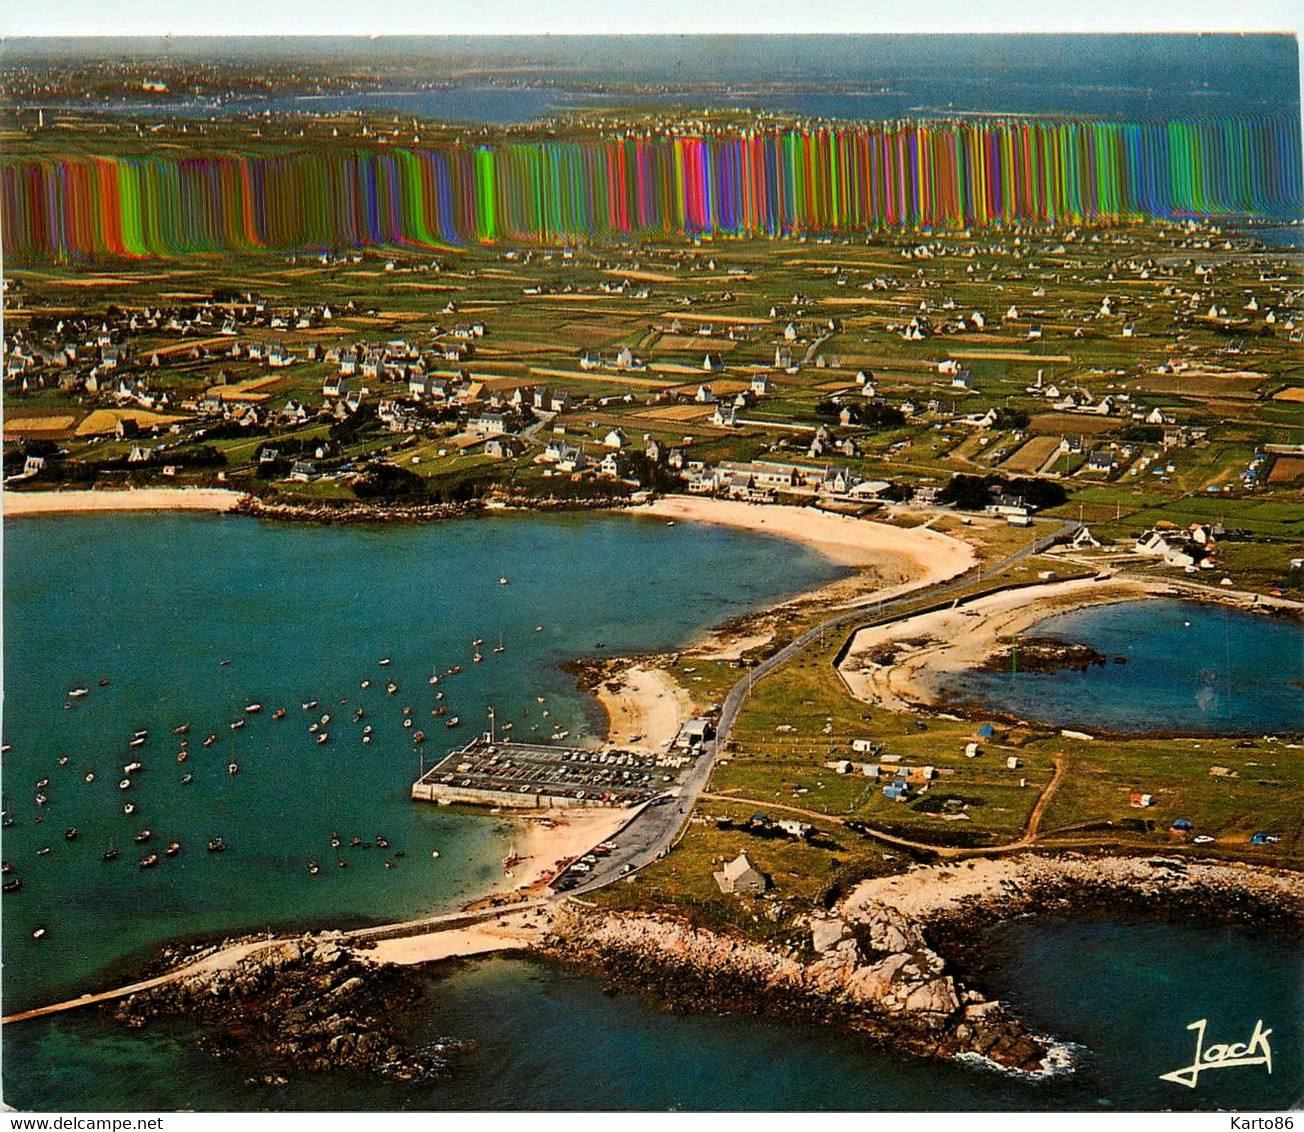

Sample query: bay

[1,510,844,1012]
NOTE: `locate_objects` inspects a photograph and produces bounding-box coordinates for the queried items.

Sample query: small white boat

[535,625,543,632]
[317,733,329,745]
[123,802,136,815]
[320,714,330,725]
[386,683,398,695]
[230,719,245,731]
[228,762,239,775]
[119,779,131,790]
[68,688,89,698]
[245,703,263,714]
[129,736,147,749]
[379,658,392,667]
[32,927,46,940]
[431,849,440,858]
[85,772,95,783]
[361,679,371,689]
[302,700,318,711]
[123,761,142,774]
[499,577,509,585]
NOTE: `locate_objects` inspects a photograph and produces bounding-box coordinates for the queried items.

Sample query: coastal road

[565,517,1079,894]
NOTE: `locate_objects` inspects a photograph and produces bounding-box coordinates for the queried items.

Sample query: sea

[2,513,1300,1110]
[939,598,1304,736]
[15,34,1300,125]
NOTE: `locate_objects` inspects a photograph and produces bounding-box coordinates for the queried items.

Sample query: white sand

[499,806,638,894]
[357,910,551,966]
[838,576,1160,711]
[636,496,976,580]
[3,488,245,516]
[592,663,694,751]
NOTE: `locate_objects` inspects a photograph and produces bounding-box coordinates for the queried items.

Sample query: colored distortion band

[3,117,1300,260]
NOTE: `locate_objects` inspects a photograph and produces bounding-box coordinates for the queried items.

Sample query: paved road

[564,517,1079,894]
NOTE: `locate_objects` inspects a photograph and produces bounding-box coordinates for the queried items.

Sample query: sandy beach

[636,496,976,579]
[590,662,694,751]
[838,575,1161,711]
[476,804,641,902]
[355,907,552,966]
[2,487,246,516]
[635,497,978,660]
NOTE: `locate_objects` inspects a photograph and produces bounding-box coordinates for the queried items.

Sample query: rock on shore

[544,902,1050,1074]
[111,933,470,1082]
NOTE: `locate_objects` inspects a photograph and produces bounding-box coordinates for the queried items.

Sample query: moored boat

[133,829,152,844]
[138,854,159,869]
[207,837,228,853]
[102,847,118,862]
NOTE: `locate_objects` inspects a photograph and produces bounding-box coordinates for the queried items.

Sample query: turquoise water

[4,920,1298,1110]
[940,598,1304,735]
[1,511,844,1012]
[4,516,1300,1111]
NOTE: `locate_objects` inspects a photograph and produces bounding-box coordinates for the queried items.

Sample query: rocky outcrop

[545,902,1049,1074]
[111,933,470,1083]
[234,496,484,525]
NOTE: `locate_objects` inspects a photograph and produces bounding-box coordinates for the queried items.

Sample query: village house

[713,853,767,895]
[599,451,630,479]
[712,403,738,428]
[468,412,508,438]
[484,436,525,459]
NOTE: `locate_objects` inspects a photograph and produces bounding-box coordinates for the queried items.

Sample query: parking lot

[416,738,687,806]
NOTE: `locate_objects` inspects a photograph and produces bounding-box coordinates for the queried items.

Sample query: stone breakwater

[111,933,471,1084]
[543,902,1051,1074]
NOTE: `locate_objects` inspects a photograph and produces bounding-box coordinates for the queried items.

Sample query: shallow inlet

[939,598,1303,736]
